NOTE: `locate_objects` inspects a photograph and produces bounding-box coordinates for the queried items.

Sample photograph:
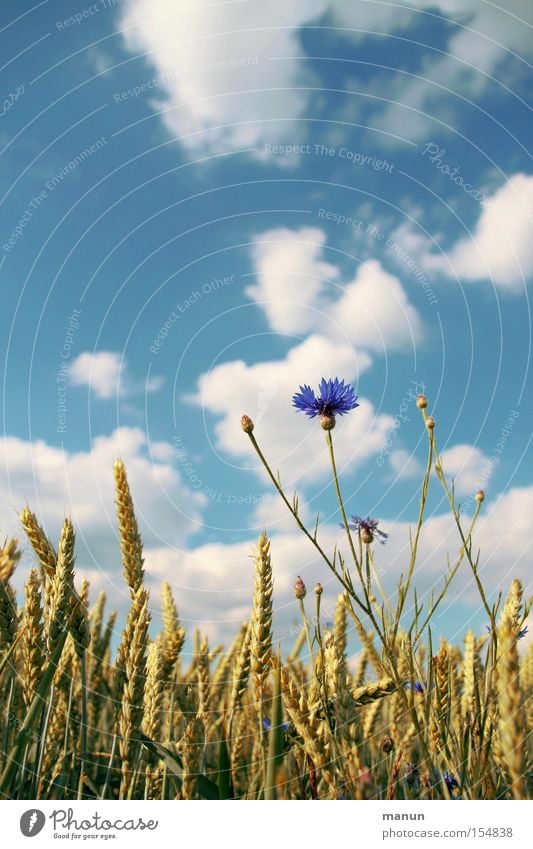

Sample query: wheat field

[0,394,531,801]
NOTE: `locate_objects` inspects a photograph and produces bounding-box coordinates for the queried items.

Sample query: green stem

[77,652,88,799]
[246,431,369,614]
[325,429,361,572]
[298,598,314,664]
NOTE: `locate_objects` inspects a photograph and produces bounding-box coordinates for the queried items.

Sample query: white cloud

[70,351,165,399]
[118,1,530,156]
[439,174,533,290]
[4,424,529,645]
[438,443,491,496]
[246,227,422,350]
[143,482,532,645]
[189,333,394,485]
[118,0,326,156]
[389,448,423,480]
[252,490,312,535]
[246,227,338,333]
[1,428,205,601]
[392,175,533,291]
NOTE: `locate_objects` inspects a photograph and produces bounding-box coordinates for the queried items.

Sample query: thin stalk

[298,598,314,664]
[246,430,369,614]
[100,733,117,800]
[325,429,361,572]
[77,652,88,799]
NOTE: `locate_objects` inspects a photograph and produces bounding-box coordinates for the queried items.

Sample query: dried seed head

[314,582,323,596]
[425,416,436,430]
[416,394,428,409]
[294,575,306,600]
[241,415,254,434]
[475,489,485,503]
[319,413,336,430]
[382,735,394,753]
[361,527,374,545]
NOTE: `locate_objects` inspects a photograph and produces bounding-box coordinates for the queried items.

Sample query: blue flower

[486,624,528,640]
[405,680,426,694]
[346,516,388,544]
[443,771,460,792]
[262,717,290,732]
[292,378,359,421]
[431,770,459,793]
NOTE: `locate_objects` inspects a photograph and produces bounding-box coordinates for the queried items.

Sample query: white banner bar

[2,800,530,848]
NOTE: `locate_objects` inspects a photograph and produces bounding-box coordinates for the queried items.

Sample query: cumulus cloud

[118,1,530,156]
[4,424,529,644]
[145,482,532,645]
[70,351,165,399]
[118,0,325,155]
[189,333,394,486]
[438,444,491,497]
[246,227,422,350]
[0,427,205,599]
[439,174,533,291]
[389,448,423,481]
[391,175,533,291]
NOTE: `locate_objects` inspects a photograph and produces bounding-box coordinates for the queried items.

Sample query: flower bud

[475,489,485,503]
[416,394,428,409]
[294,575,306,600]
[314,582,323,596]
[241,414,254,434]
[425,416,435,430]
[320,413,336,430]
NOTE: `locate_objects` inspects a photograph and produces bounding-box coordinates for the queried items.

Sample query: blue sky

[1,0,532,651]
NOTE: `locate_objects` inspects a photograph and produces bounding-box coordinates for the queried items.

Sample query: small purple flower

[292,378,359,427]
[432,770,459,793]
[487,624,528,640]
[345,516,388,545]
[443,771,460,792]
[405,680,426,694]
[262,717,290,732]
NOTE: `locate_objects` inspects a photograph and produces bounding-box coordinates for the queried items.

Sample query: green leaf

[137,732,219,800]
[265,655,285,800]
[216,731,233,800]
